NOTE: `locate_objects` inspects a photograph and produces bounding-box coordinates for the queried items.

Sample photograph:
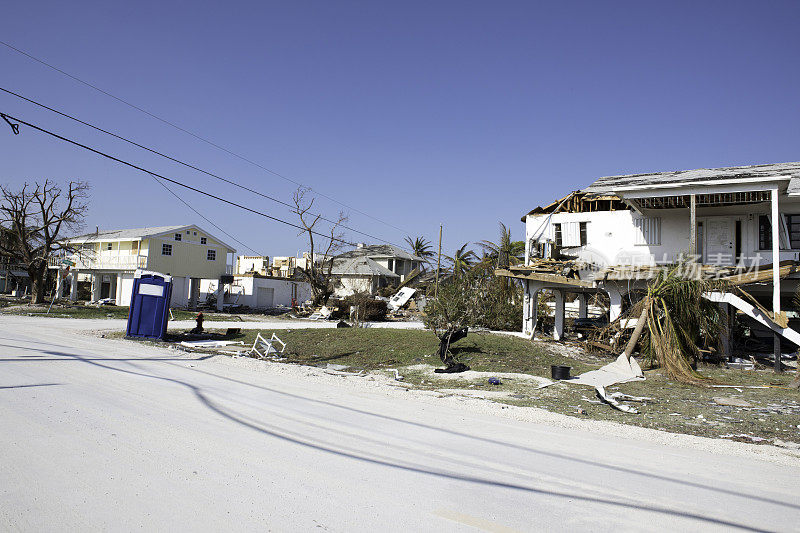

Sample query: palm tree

[444,243,476,278]
[404,236,434,264]
[478,222,525,269]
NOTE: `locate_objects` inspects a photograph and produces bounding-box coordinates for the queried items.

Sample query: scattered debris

[487,377,501,386]
[307,306,332,320]
[386,368,404,381]
[596,385,638,414]
[179,340,244,349]
[713,397,753,408]
[388,287,416,310]
[608,392,653,403]
[719,434,768,443]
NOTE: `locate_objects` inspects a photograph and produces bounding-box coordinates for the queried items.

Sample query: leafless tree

[0,180,89,303]
[291,187,348,306]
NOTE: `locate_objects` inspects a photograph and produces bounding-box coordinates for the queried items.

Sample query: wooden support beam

[494,268,594,288]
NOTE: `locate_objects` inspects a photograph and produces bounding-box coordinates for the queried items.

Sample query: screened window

[162,243,172,256]
[207,249,216,261]
[554,223,563,247]
[633,217,661,246]
[759,215,771,250]
[174,233,182,241]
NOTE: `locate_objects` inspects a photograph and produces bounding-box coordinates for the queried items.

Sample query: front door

[702,217,735,265]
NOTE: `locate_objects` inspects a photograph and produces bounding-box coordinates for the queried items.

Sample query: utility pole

[435,224,442,303]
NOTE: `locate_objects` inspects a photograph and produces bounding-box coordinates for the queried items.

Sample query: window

[200,237,207,244]
[186,230,191,234]
[633,217,661,246]
[207,249,216,261]
[786,215,800,249]
[579,222,588,246]
[193,231,197,236]
[388,259,394,271]
[759,215,771,250]
[553,222,582,247]
[132,241,139,252]
[162,243,172,256]
[106,242,112,251]
[174,233,182,241]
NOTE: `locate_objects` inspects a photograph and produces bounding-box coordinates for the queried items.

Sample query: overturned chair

[245,332,286,359]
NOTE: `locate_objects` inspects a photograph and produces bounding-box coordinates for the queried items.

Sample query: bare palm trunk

[623,302,650,361]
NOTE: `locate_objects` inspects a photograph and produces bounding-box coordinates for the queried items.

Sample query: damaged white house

[502,162,800,358]
[330,244,424,296]
[51,225,236,307]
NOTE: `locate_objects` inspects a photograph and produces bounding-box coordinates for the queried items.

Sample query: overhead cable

[0,111,359,247]
[0,40,410,235]
[0,86,401,247]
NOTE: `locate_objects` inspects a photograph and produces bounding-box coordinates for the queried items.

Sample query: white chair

[248,332,286,359]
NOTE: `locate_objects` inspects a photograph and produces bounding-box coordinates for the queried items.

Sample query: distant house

[52,225,236,307]
[330,256,400,296]
[333,244,423,282]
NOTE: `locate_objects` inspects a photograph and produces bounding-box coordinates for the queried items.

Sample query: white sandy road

[0,316,798,532]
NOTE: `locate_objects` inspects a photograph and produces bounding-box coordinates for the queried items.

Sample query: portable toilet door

[126,270,173,339]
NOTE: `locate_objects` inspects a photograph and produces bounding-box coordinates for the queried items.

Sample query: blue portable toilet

[126,270,173,339]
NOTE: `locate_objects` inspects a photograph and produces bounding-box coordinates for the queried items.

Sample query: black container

[551,365,571,380]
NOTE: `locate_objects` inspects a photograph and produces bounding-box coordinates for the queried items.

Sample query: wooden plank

[494,268,594,288]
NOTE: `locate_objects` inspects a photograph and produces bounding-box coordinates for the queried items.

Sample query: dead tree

[0,180,89,303]
[291,187,348,306]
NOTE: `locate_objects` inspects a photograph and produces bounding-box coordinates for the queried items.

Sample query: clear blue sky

[1,1,798,258]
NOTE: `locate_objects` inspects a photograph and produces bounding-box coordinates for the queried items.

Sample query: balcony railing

[48,254,148,271]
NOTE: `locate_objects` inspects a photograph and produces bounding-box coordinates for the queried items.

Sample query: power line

[146,172,262,255]
[0,39,410,235]
[0,86,401,247]
[0,110,359,247]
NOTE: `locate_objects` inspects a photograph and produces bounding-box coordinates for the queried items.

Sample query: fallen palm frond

[617,263,727,385]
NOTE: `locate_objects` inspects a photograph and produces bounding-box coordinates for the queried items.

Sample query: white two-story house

[52,225,235,307]
[505,162,800,346]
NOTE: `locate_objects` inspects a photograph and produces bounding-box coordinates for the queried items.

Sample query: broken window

[633,217,661,246]
[554,222,582,247]
[207,249,216,261]
[162,243,172,256]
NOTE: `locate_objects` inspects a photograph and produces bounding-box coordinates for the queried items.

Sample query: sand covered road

[0,315,798,531]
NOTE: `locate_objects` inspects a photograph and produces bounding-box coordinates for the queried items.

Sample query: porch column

[577,293,588,319]
[771,186,781,372]
[69,273,78,301]
[523,281,543,336]
[605,284,624,322]
[116,274,124,305]
[90,274,101,302]
[690,193,697,259]
[553,289,565,341]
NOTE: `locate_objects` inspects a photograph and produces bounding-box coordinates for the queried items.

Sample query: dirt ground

[131,326,800,449]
